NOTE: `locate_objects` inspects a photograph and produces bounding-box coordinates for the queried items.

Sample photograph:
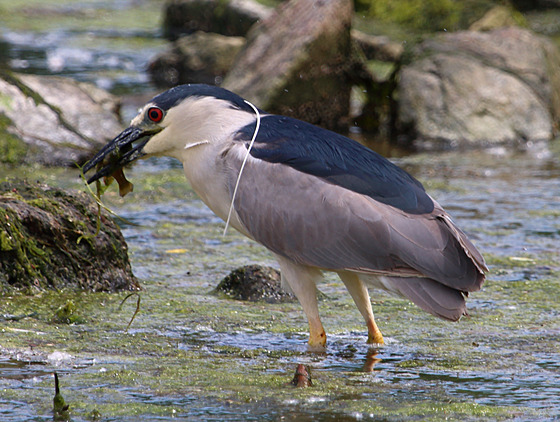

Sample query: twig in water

[119,292,141,332]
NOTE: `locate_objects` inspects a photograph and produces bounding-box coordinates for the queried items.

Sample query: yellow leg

[307,315,327,350]
[338,271,384,345]
[276,255,327,349]
[366,317,384,345]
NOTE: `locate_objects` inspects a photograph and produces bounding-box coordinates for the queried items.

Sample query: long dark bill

[82,126,151,184]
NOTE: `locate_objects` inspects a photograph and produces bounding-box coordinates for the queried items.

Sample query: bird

[83,84,487,349]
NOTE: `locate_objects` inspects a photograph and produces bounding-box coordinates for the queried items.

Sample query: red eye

[147,107,164,123]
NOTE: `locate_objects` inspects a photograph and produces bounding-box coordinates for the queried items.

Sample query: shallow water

[1,1,560,421]
[1,148,559,421]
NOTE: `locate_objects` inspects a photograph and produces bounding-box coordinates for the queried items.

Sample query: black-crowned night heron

[84,84,487,349]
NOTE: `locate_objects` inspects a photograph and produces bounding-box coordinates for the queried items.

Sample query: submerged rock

[215,264,295,303]
[0,72,122,167]
[0,179,138,292]
[223,0,354,132]
[396,27,560,149]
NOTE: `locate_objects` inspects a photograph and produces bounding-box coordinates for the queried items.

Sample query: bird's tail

[380,276,468,321]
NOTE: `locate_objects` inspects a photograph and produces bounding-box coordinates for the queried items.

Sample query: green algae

[0,205,50,289]
[354,0,510,33]
[54,300,86,325]
[0,268,554,420]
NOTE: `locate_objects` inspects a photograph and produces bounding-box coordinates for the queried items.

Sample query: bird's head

[83,84,259,185]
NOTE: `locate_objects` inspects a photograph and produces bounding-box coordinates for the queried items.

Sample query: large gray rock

[148,31,246,87]
[397,27,560,149]
[163,0,273,40]
[0,72,122,166]
[223,0,354,132]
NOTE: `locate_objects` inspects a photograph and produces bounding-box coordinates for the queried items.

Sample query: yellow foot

[366,323,385,345]
[307,328,327,351]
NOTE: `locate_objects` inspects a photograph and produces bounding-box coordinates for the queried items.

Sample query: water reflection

[0,358,49,381]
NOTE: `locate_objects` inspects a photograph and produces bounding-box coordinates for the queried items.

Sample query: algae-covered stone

[215,264,295,303]
[0,179,138,292]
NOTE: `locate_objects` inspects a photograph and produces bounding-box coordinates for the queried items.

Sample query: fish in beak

[82,126,153,197]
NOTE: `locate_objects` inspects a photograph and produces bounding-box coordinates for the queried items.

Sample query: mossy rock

[215,264,295,303]
[0,179,139,292]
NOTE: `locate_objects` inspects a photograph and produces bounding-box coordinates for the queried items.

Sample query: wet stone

[0,179,138,292]
[214,264,295,303]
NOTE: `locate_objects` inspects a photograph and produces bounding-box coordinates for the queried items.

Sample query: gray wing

[223,146,486,294]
